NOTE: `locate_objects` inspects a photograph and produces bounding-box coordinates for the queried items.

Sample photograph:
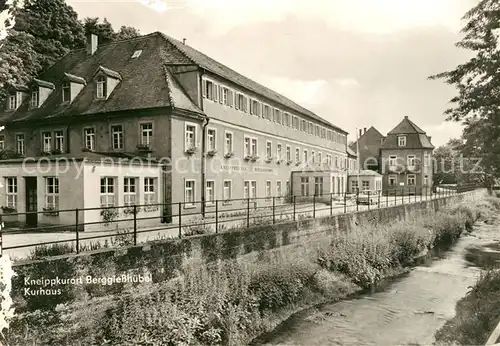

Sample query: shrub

[425,212,466,246]
[183,216,212,236]
[447,204,476,230]
[29,243,74,259]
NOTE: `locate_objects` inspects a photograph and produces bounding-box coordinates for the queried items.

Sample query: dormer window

[96,75,107,99]
[398,136,407,147]
[62,83,71,103]
[31,90,39,108]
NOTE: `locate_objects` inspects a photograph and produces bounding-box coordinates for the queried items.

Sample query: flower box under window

[244,155,253,161]
[276,159,284,164]
[185,146,197,155]
[1,206,16,214]
[250,155,259,162]
[123,206,141,215]
[144,205,159,212]
[265,157,273,163]
[42,207,59,217]
[222,199,232,206]
[51,149,62,155]
[137,144,152,152]
[207,149,217,157]
[82,147,93,152]
[295,161,302,166]
[286,160,293,165]
[224,152,234,159]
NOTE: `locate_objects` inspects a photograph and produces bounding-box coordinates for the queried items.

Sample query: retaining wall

[11,193,469,312]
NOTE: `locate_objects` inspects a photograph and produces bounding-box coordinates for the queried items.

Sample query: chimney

[87,34,98,55]
[364,127,367,134]
[359,129,362,137]
[404,116,408,120]
[428,136,432,142]
[182,38,186,45]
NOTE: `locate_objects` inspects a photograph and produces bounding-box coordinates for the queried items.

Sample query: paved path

[3,192,458,261]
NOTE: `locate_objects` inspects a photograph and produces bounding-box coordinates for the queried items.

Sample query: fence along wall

[11,194,468,311]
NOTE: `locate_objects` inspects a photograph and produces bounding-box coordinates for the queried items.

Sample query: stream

[253,218,500,346]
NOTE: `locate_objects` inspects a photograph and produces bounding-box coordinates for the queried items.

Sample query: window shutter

[219,86,223,104]
[202,80,207,98]
[214,84,218,102]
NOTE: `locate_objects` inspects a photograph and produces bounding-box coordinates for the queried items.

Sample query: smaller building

[291,168,347,203]
[347,170,383,194]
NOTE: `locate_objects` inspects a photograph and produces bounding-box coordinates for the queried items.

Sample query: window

[327,155,332,166]
[315,125,320,136]
[16,134,24,155]
[250,181,257,198]
[225,131,233,154]
[266,141,272,159]
[141,123,153,146]
[318,152,322,164]
[244,137,251,157]
[205,180,215,205]
[276,181,282,196]
[185,180,195,206]
[304,150,308,163]
[376,180,382,191]
[295,148,300,162]
[351,180,358,193]
[284,113,291,127]
[222,87,233,106]
[301,120,307,132]
[185,124,196,150]
[0,135,4,150]
[236,93,248,112]
[309,122,314,135]
[203,79,214,100]
[123,177,137,206]
[362,180,370,191]
[311,151,315,164]
[8,94,16,110]
[263,105,271,120]
[301,177,309,196]
[62,83,70,102]
[266,181,272,198]
[42,132,52,152]
[207,128,216,151]
[111,125,123,150]
[223,180,232,201]
[277,143,282,160]
[273,109,282,123]
[407,155,416,166]
[286,145,291,162]
[398,136,407,147]
[144,178,156,205]
[96,75,107,99]
[244,181,250,199]
[389,155,397,166]
[100,177,115,207]
[45,177,59,210]
[251,138,257,156]
[5,177,17,209]
[31,90,39,108]
[407,175,416,186]
[84,128,95,151]
[286,181,290,196]
[314,177,323,196]
[424,175,429,186]
[251,100,261,116]
[389,175,397,186]
[55,130,64,152]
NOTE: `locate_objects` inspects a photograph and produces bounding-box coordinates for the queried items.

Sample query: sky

[67,0,479,147]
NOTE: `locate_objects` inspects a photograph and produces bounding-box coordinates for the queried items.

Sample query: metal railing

[0,183,480,258]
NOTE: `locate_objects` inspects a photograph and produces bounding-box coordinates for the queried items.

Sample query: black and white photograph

[0,0,499,345]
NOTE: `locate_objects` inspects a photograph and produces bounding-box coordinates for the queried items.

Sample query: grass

[7,192,498,346]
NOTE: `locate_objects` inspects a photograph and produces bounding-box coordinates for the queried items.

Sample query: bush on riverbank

[435,269,500,345]
[7,195,497,345]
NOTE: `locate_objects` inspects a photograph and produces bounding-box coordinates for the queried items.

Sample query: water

[253,219,500,346]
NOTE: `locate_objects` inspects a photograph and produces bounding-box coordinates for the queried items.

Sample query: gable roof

[346,146,357,157]
[388,116,426,134]
[159,33,347,134]
[381,116,434,149]
[0,33,203,124]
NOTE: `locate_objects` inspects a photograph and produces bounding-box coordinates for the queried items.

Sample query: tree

[429,0,500,187]
[115,26,141,40]
[83,17,115,44]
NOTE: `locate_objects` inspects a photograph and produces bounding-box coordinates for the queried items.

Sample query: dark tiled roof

[0,33,203,124]
[346,146,357,157]
[63,73,86,85]
[380,133,434,149]
[11,84,29,92]
[381,117,434,149]
[159,33,347,134]
[388,116,426,134]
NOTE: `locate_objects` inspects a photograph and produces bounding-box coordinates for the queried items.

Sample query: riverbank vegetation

[6,195,499,346]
